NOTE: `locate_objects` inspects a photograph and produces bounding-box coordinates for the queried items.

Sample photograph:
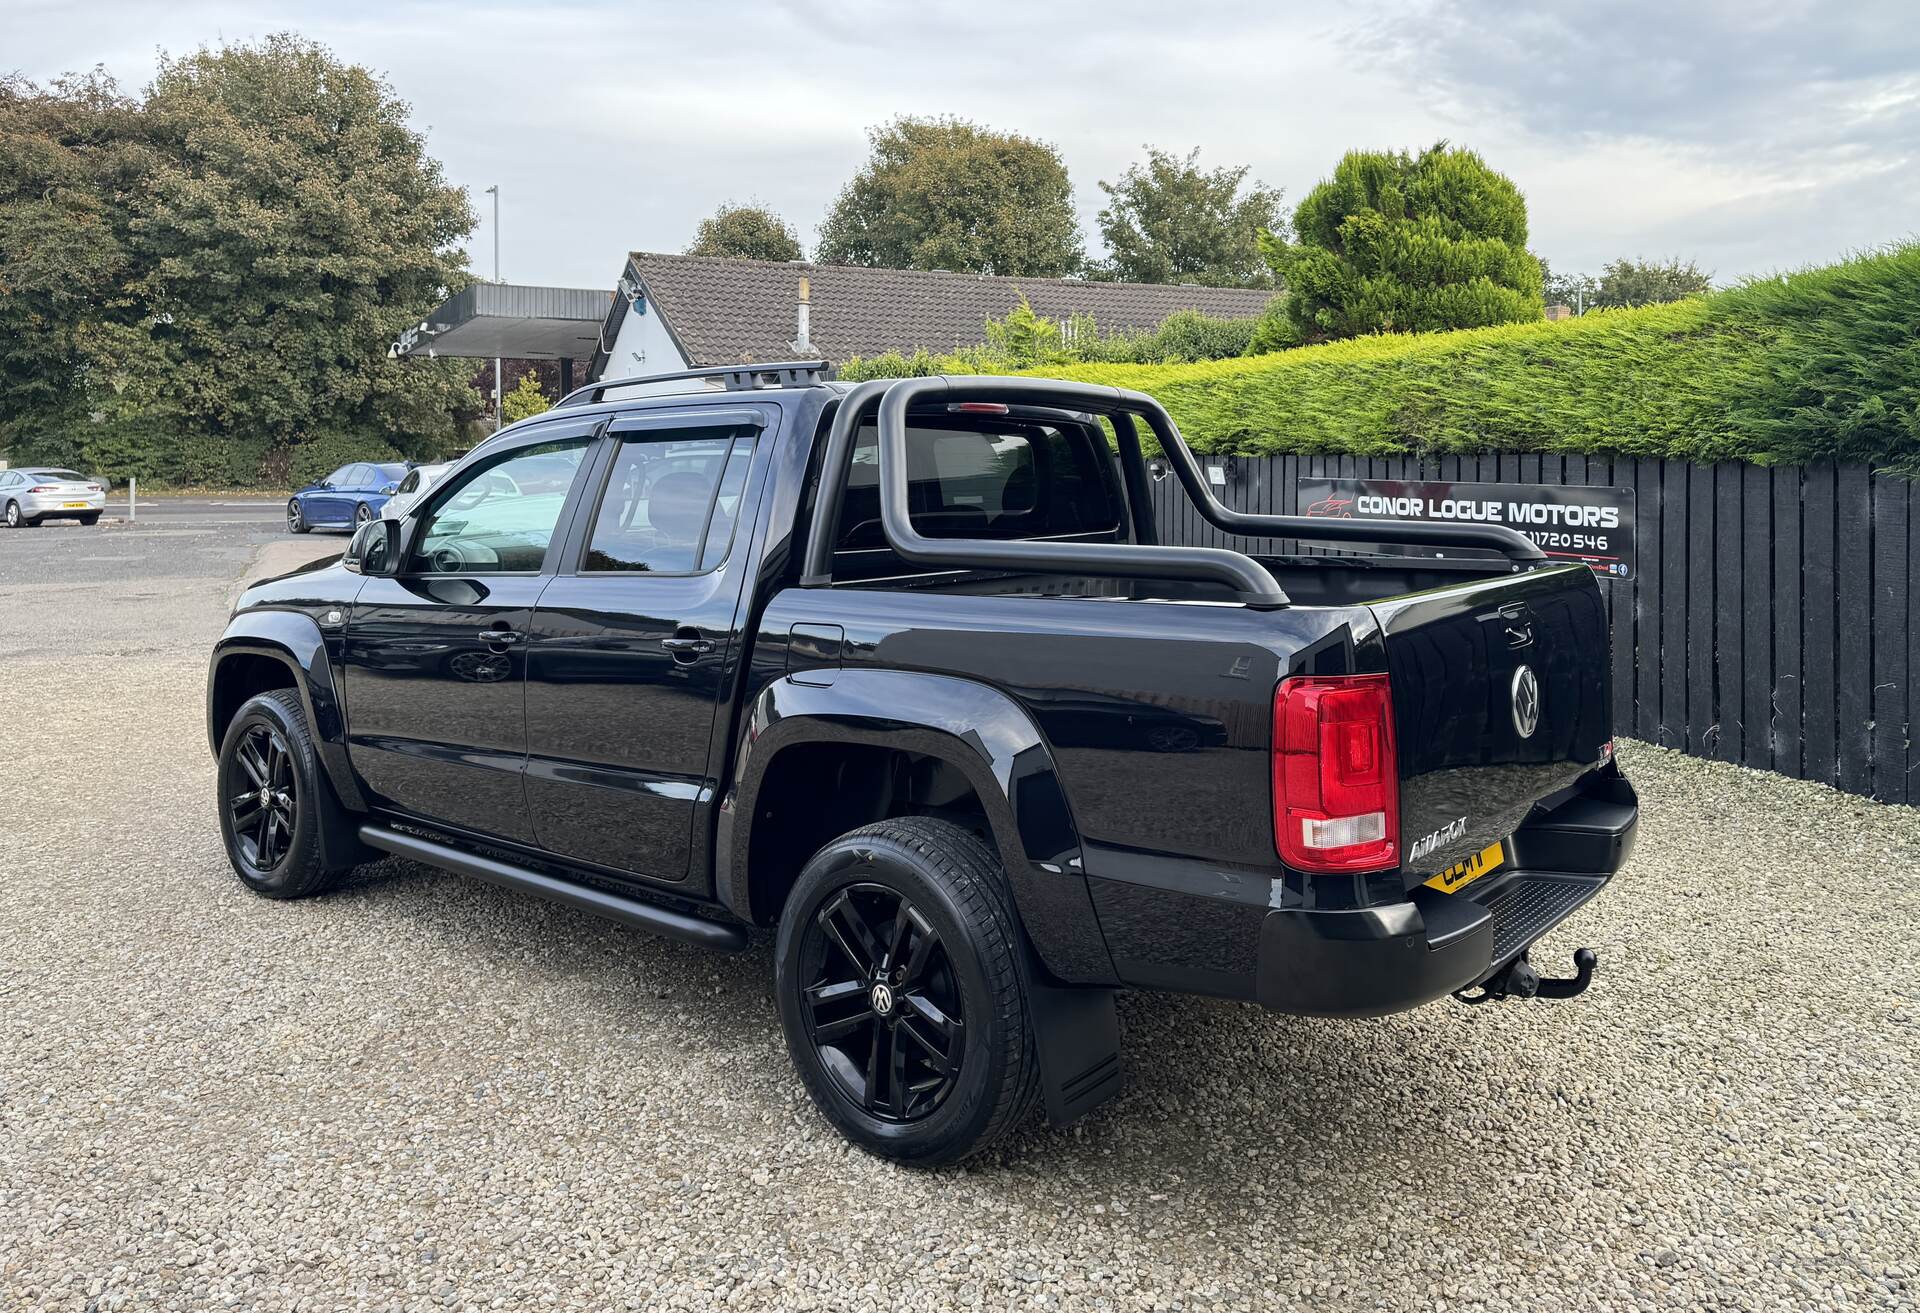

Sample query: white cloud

[6,0,1915,287]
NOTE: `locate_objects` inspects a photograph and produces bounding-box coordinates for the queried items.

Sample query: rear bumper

[1254,768,1638,1017]
[21,494,105,516]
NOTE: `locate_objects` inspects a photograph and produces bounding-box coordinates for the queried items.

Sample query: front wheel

[774,817,1040,1167]
[6,501,30,528]
[287,500,308,534]
[216,689,347,899]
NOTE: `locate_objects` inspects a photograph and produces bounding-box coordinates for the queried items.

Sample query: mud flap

[1018,936,1123,1127]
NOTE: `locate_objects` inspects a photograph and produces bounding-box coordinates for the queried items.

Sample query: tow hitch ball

[1455,948,1597,1005]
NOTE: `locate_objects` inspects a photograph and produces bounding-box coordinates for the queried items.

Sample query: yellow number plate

[1424,841,1506,894]
[64,501,89,509]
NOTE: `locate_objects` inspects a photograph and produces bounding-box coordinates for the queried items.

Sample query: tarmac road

[1,522,1916,1312]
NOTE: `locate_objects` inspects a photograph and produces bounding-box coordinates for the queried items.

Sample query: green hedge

[1034,243,1920,474]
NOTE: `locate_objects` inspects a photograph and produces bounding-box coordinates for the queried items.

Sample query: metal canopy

[392,283,612,361]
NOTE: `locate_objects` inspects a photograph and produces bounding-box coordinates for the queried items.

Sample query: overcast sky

[9,0,1918,291]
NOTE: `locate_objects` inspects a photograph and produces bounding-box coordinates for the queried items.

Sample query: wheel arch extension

[207,610,364,813]
[716,668,1116,986]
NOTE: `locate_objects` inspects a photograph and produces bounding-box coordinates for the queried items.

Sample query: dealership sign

[1294,478,1637,580]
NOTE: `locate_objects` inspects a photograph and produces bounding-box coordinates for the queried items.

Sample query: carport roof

[392,283,613,361]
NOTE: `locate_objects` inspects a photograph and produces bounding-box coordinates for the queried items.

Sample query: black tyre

[775,817,1040,1166]
[77,513,100,526]
[216,689,347,899]
[2,501,17,528]
[354,501,373,526]
[287,500,309,534]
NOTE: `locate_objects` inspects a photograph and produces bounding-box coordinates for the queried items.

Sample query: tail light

[29,485,56,493]
[1272,673,1399,872]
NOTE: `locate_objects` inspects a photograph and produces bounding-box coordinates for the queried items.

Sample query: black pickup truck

[207,363,1637,1165]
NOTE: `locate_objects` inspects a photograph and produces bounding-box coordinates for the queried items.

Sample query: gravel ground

[2,528,1917,1312]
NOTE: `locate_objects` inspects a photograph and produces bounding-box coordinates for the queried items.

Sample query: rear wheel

[354,501,373,526]
[217,689,348,899]
[775,817,1039,1166]
[287,500,308,534]
[77,513,100,526]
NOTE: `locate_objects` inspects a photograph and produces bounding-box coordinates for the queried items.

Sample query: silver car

[0,467,107,527]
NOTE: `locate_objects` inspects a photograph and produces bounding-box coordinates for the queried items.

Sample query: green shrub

[1271,142,1543,341]
[1023,242,1920,474]
[838,298,1262,379]
[501,373,552,423]
[287,432,404,488]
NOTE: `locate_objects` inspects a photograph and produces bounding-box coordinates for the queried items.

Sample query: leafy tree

[1091,147,1284,288]
[1265,142,1543,342]
[687,202,803,262]
[815,116,1082,276]
[1539,257,1599,313]
[0,36,480,482]
[1594,256,1712,308]
[500,371,551,423]
[0,70,148,439]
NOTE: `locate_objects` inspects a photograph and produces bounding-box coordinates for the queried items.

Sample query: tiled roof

[617,252,1276,367]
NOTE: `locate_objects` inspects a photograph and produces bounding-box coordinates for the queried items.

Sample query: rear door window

[582,430,757,574]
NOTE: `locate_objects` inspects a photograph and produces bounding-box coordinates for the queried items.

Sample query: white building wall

[598,290,691,399]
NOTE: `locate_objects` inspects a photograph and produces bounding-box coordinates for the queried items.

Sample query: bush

[287,432,404,488]
[837,299,1263,379]
[1272,143,1543,341]
[501,373,552,424]
[1022,242,1920,474]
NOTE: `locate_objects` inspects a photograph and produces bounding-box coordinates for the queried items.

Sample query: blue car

[287,462,411,534]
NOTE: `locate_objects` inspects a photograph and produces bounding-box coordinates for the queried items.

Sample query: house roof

[593,252,1276,376]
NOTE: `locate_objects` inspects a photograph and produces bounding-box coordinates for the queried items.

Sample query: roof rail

[554,360,832,409]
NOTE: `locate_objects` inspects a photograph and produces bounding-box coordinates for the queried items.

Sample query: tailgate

[1369,564,1613,876]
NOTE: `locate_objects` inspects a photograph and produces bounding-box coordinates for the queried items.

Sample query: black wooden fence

[1147,454,1918,806]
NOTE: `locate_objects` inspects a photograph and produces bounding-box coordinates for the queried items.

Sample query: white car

[1,467,107,527]
[381,463,450,520]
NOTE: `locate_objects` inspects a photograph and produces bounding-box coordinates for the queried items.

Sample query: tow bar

[1453,947,1597,1005]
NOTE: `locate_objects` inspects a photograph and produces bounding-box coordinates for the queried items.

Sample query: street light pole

[486,184,501,430]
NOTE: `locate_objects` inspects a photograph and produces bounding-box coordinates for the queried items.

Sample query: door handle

[662,634,714,657]
[479,627,524,645]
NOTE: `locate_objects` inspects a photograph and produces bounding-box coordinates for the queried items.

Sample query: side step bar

[357,824,750,952]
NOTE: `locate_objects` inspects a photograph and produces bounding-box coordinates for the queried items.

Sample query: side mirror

[343,517,400,576]
[380,482,399,495]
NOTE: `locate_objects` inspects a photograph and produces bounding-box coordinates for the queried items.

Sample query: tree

[1594,256,1712,308]
[500,372,551,423]
[815,116,1082,276]
[1265,142,1543,342]
[1091,147,1284,288]
[686,202,802,262]
[0,37,480,482]
[1539,257,1599,313]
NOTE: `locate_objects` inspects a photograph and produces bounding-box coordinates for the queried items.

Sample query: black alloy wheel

[226,722,298,872]
[800,883,966,1123]
[775,817,1040,1166]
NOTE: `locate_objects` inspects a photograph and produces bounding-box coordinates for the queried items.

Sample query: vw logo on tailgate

[1511,665,1541,738]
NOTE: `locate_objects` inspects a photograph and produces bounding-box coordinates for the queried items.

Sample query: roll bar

[799,375,1544,606]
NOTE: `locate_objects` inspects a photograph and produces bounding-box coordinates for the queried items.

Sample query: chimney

[792,275,814,354]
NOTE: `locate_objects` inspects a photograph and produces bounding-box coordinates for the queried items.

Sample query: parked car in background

[1,467,106,527]
[380,463,449,520]
[286,462,411,534]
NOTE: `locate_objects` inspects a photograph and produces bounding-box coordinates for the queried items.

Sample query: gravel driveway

[2,525,1916,1311]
